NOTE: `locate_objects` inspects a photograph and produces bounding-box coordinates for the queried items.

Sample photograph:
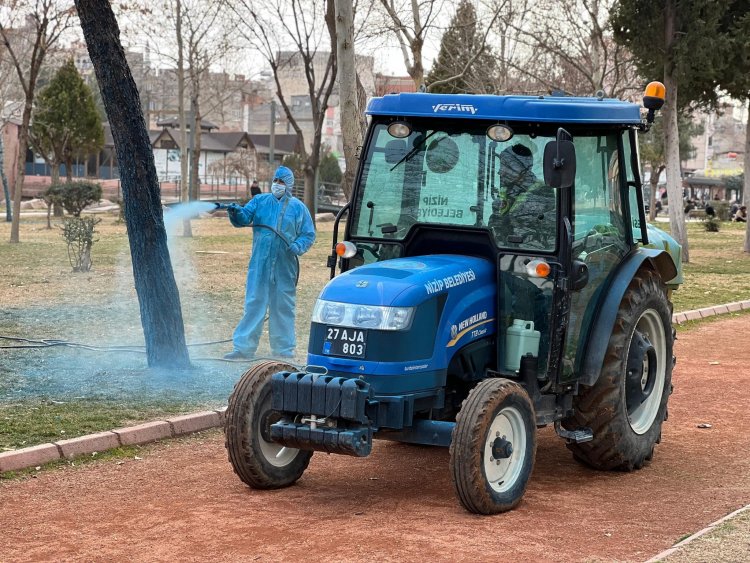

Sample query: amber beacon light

[643,81,666,124]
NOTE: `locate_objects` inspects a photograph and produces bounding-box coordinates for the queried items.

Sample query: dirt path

[1,315,749,563]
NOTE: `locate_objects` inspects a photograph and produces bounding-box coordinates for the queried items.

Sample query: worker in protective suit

[224,166,316,360]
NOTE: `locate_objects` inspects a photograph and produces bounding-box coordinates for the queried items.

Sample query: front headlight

[312,299,415,331]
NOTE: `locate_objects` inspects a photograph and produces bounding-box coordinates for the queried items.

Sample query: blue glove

[227,203,244,227]
[289,242,302,256]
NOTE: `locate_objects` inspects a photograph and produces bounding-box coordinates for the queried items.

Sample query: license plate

[323,326,367,358]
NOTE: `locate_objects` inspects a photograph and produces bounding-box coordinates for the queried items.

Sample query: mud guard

[577,248,678,387]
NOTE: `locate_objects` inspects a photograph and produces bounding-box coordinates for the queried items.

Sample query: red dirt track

[1,315,749,562]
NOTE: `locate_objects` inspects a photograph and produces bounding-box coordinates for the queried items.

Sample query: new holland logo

[355,280,369,288]
[432,103,478,115]
[450,324,458,339]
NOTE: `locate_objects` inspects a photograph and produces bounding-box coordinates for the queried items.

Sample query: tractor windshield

[351,121,558,252]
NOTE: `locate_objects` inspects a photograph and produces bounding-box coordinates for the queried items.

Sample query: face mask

[271,183,286,198]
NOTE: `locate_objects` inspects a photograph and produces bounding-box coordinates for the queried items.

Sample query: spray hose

[214,202,300,285]
[0,335,303,367]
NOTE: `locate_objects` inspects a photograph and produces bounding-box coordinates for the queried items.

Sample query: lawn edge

[644,503,750,562]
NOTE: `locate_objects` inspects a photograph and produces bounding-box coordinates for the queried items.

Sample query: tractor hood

[320,255,494,307]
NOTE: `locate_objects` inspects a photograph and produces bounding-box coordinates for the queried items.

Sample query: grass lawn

[0,209,749,450]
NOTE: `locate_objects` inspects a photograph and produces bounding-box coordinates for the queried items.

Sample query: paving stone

[0,443,61,473]
[713,305,730,315]
[167,411,221,436]
[684,310,702,321]
[113,421,172,446]
[727,302,743,312]
[56,432,121,459]
[741,300,750,310]
[697,307,716,318]
[673,313,688,324]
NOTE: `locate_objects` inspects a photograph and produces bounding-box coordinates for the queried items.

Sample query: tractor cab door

[561,131,631,382]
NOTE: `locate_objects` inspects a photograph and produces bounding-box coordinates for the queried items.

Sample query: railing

[20,175,349,212]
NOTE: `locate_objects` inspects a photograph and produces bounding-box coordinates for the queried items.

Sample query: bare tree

[506,0,639,98]
[375,0,444,89]
[0,30,23,223]
[334,0,367,199]
[0,0,76,243]
[232,0,337,216]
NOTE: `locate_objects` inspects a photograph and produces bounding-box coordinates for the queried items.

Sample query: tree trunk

[75,0,191,368]
[648,165,658,221]
[65,157,73,182]
[0,134,11,223]
[176,0,191,237]
[744,106,750,253]
[9,100,32,243]
[304,165,316,218]
[663,0,689,262]
[663,75,689,262]
[51,162,64,218]
[334,0,364,200]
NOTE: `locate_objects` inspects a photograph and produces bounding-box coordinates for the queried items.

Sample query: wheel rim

[627,309,667,435]
[484,406,527,493]
[257,396,300,468]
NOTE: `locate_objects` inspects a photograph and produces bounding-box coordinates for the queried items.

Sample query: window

[351,122,557,252]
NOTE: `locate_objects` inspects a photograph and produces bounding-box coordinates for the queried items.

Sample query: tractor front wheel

[225,361,313,489]
[450,378,536,514]
[564,268,673,470]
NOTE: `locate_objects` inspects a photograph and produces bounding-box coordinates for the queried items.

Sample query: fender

[577,248,678,387]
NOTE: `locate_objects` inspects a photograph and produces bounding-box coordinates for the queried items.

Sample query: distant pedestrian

[734,205,747,223]
[250,179,261,198]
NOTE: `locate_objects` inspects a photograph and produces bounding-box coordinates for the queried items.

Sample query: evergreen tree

[611,1,733,262]
[715,1,750,252]
[31,59,104,183]
[318,150,342,185]
[639,114,703,219]
[426,0,498,94]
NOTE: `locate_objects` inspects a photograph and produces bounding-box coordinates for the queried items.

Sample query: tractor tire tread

[225,361,312,489]
[450,378,536,514]
[563,269,673,472]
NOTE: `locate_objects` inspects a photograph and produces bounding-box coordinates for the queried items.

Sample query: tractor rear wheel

[564,268,673,470]
[225,361,313,489]
[450,378,536,514]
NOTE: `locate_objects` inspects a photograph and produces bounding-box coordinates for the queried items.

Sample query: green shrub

[45,181,103,217]
[704,216,721,232]
[60,216,100,272]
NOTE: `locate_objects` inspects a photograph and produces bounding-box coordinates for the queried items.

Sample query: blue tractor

[225,83,683,514]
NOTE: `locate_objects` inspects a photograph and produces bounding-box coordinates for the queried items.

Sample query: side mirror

[571,259,589,291]
[543,128,576,189]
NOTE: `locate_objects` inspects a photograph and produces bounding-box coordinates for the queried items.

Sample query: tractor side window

[563,134,630,380]
[622,131,645,242]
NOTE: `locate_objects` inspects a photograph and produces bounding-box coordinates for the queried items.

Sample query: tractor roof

[366,93,642,125]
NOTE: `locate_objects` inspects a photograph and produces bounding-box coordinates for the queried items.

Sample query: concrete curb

[671,299,750,325]
[2,300,749,475]
[0,407,227,474]
[644,504,750,562]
